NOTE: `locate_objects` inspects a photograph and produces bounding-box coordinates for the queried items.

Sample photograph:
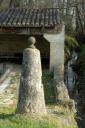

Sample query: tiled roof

[0,8,61,28]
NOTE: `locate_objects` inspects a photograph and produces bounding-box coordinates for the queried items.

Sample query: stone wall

[0,35,50,59]
[44,26,65,73]
[44,27,69,101]
[0,35,27,54]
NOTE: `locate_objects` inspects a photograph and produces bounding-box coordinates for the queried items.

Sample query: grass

[0,106,78,128]
[0,117,56,128]
[0,70,78,128]
[0,114,58,128]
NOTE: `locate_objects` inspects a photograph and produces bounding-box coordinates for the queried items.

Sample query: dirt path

[0,68,12,94]
[0,63,21,106]
[0,77,11,94]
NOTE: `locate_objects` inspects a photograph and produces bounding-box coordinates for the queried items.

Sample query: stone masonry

[16,37,46,115]
[44,26,69,101]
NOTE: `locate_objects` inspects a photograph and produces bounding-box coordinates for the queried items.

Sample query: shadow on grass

[42,70,56,105]
[0,113,21,125]
[0,113,15,120]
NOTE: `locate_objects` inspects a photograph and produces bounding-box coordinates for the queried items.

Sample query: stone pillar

[44,27,65,73]
[16,37,46,115]
[44,26,69,101]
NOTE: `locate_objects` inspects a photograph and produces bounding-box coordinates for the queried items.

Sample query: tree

[9,0,20,7]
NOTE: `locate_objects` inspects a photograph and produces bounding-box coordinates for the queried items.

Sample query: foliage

[65,35,79,62]
[65,35,79,51]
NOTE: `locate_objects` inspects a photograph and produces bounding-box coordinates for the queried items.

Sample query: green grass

[0,115,78,128]
[0,115,58,128]
[0,107,78,128]
[0,70,78,128]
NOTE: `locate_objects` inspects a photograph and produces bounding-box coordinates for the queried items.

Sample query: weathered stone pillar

[16,37,46,115]
[44,26,69,101]
[44,27,65,73]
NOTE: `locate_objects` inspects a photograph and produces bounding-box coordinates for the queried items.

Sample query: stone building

[0,8,64,72]
[0,7,69,101]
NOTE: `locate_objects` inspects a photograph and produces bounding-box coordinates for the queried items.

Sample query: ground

[0,63,78,128]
